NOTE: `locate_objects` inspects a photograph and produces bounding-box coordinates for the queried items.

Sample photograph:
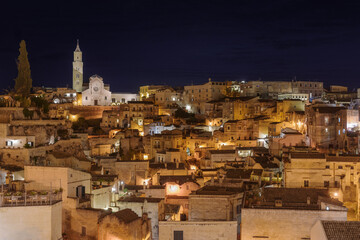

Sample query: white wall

[24,166,91,200]
[0,201,62,240]
[310,220,327,240]
[91,186,112,209]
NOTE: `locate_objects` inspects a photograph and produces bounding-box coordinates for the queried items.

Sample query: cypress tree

[14,40,32,96]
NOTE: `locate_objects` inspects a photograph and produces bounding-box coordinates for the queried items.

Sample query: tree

[23,107,34,119]
[14,40,32,96]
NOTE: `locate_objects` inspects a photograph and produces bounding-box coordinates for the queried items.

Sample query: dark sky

[1,0,360,93]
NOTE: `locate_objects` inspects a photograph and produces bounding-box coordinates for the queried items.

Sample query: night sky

[1,0,360,93]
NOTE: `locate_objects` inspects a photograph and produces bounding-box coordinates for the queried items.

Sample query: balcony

[0,191,62,207]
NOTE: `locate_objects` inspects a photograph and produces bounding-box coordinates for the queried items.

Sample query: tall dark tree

[14,40,32,96]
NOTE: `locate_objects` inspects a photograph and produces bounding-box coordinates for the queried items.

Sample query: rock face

[0,139,87,168]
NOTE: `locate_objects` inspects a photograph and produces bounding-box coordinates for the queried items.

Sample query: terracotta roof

[113,209,140,223]
[192,185,244,195]
[290,152,325,159]
[160,175,196,185]
[251,188,345,210]
[226,169,252,179]
[321,221,360,240]
[312,106,346,113]
[327,155,360,163]
[118,196,163,203]
[128,101,154,104]
[209,150,236,154]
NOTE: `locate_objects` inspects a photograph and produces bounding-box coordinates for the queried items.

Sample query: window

[334,181,339,187]
[324,181,329,187]
[174,231,183,240]
[81,226,86,236]
[85,97,88,100]
[6,141,13,146]
[325,165,330,169]
[304,180,309,187]
[236,205,241,214]
[105,96,107,100]
[338,165,343,169]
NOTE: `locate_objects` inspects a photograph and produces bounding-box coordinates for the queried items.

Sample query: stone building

[139,85,170,100]
[306,103,356,152]
[98,209,151,240]
[154,87,182,108]
[82,75,112,106]
[239,80,323,99]
[110,93,139,105]
[183,79,227,114]
[159,221,237,240]
[144,129,184,159]
[116,197,165,240]
[241,188,347,240]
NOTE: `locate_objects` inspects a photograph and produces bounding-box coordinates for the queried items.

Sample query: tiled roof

[327,155,360,163]
[322,221,360,240]
[252,188,345,210]
[118,196,164,203]
[113,209,140,223]
[160,175,196,185]
[312,106,346,113]
[209,150,235,154]
[291,152,325,159]
[192,185,244,195]
[226,169,252,179]
[128,101,154,104]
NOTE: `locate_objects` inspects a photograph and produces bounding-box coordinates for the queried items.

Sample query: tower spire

[75,39,81,52]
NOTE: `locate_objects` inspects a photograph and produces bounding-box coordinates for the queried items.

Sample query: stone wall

[159,221,237,240]
[98,211,151,240]
[70,106,116,120]
[0,138,86,167]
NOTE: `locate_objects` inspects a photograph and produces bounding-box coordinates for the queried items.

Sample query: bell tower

[73,39,83,92]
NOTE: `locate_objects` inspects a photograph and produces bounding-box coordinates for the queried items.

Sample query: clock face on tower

[93,86,99,92]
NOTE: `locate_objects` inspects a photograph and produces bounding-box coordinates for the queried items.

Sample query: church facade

[82,75,112,106]
[72,41,139,106]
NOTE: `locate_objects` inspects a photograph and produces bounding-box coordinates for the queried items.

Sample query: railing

[0,192,62,207]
